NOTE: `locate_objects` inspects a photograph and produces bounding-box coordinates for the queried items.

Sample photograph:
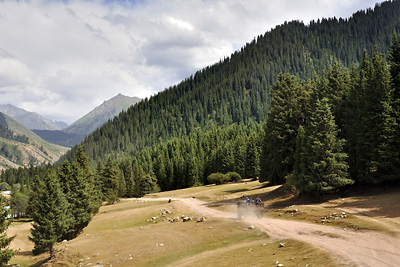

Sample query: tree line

[261,35,400,195]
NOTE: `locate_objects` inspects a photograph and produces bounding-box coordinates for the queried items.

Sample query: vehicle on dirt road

[237,199,264,219]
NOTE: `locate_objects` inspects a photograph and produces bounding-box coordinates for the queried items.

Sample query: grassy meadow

[7,179,400,266]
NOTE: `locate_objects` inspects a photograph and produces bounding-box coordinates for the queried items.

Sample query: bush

[207,173,229,185]
[226,172,242,182]
[106,194,120,205]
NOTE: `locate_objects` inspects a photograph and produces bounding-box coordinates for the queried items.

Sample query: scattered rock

[182,216,192,222]
[248,225,255,229]
[248,248,252,252]
[197,216,206,222]
[279,243,285,247]
[172,217,180,222]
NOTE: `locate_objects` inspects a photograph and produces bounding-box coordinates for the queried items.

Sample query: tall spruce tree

[0,196,16,266]
[29,170,71,257]
[289,97,353,196]
[75,146,100,213]
[102,157,119,200]
[65,161,93,239]
[245,134,260,179]
[356,48,396,182]
[389,32,400,177]
[259,73,309,184]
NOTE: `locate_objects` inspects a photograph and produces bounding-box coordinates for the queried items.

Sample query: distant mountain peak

[0,104,64,131]
[34,94,142,147]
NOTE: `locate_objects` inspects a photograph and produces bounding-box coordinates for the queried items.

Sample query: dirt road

[178,198,400,267]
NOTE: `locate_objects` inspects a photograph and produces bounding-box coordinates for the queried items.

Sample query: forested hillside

[2,1,400,192]
[62,1,400,165]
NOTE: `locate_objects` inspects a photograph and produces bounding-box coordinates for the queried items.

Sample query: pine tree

[95,161,105,200]
[245,134,259,179]
[75,146,100,213]
[259,73,309,184]
[356,48,396,182]
[29,170,71,257]
[66,161,93,239]
[118,168,127,197]
[102,157,119,200]
[388,32,400,177]
[121,161,135,197]
[0,196,16,266]
[26,175,43,217]
[290,97,353,196]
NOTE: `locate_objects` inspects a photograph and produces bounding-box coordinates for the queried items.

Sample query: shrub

[226,172,242,182]
[207,173,229,185]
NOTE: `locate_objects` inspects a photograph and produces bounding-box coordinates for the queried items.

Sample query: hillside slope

[64,93,141,136]
[0,112,68,171]
[64,1,400,164]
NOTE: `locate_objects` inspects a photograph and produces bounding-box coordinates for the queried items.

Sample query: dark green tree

[355,48,397,182]
[260,73,309,184]
[75,146,100,213]
[64,161,93,239]
[102,157,119,201]
[289,98,353,196]
[121,160,135,197]
[29,170,71,257]
[245,134,259,179]
[0,196,16,266]
[135,173,160,197]
[389,32,400,177]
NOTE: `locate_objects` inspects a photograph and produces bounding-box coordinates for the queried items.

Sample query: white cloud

[0,0,379,124]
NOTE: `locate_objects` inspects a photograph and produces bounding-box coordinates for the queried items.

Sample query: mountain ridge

[63,93,141,136]
[33,94,141,147]
[0,104,66,131]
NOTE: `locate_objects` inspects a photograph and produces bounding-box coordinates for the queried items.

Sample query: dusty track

[177,198,400,267]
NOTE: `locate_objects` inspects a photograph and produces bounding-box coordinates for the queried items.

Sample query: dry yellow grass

[7,180,400,266]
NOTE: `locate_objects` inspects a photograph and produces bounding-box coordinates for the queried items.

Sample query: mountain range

[1,94,141,148]
[0,104,64,131]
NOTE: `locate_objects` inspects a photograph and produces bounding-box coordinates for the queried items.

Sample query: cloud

[0,0,379,124]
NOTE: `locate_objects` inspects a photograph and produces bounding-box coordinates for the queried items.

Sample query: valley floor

[7,180,400,266]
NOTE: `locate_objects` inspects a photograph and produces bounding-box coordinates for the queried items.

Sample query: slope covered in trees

[262,41,400,195]
[2,2,400,193]
[62,1,400,166]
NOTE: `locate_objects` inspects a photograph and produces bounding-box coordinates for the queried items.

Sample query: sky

[0,0,380,124]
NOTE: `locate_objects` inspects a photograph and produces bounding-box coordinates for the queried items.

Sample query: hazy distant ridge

[0,104,65,130]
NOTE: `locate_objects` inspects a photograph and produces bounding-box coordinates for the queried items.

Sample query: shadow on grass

[30,258,49,267]
[329,183,400,219]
